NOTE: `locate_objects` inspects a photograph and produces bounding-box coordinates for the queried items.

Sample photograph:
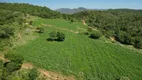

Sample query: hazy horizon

[0,0,142,10]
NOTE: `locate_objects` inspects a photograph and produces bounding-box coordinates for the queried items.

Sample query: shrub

[36,27,44,33]
[28,68,38,80]
[70,19,74,22]
[49,31,57,41]
[0,60,3,68]
[84,32,89,35]
[48,31,65,41]
[89,31,102,39]
[87,28,93,32]
[0,25,14,38]
[5,62,21,72]
[56,32,65,41]
[29,21,33,25]
[4,53,24,64]
[115,31,134,45]
[4,53,24,73]
[1,68,11,80]
[134,39,142,49]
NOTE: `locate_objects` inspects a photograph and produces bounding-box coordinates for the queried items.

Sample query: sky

[0,0,142,10]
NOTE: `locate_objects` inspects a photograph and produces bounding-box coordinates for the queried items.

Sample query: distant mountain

[56,7,107,14]
[56,7,88,14]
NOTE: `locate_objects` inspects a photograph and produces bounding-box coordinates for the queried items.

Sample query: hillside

[0,3,61,18]
[72,10,142,49]
[0,2,142,80]
[56,7,106,14]
[8,18,142,80]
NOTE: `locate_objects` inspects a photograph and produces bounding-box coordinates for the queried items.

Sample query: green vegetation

[72,10,142,49]
[0,2,142,80]
[28,68,38,80]
[8,18,142,80]
[0,53,24,80]
[89,30,102,39]
[0,9,27,51]
[36,27,44,33]
[0,3,61,19]
[48,31,66,41]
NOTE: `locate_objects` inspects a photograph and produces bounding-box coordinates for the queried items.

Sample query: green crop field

[9,18,142,80]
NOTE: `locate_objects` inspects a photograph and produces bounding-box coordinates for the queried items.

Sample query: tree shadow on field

[46,38,64,42]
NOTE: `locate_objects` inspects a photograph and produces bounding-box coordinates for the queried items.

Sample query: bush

[89,31,102,39]
[84,32,89,35]
[87,28,93,32]
[5,53,24,64]
[48,31,65,41]
[28,68,38,80]
[56,32,65,41]
[29,21,33,25]
[1,68,11,80]
[0,25,14,38]
[70,19,74,22]
[4,53,24,74]
[134,39,142,49]
[5,62,21,72]
[115,31,134,45]
[0,60,3,68]
[48,31,57,41]
[36,27,44,33]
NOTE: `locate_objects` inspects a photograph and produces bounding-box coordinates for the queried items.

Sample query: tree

[89,31,102,39]
[48,31,57,41]
[48,31,65,41]
[115,31,134,45]
[56,32,65,41]
[70,19,74,23]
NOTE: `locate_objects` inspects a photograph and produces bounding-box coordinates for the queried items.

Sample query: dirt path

[41,24,79,34]
[110,37,116,42]
[0,55,9,62]
[22,63,33,69]
[82,20,87,26]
